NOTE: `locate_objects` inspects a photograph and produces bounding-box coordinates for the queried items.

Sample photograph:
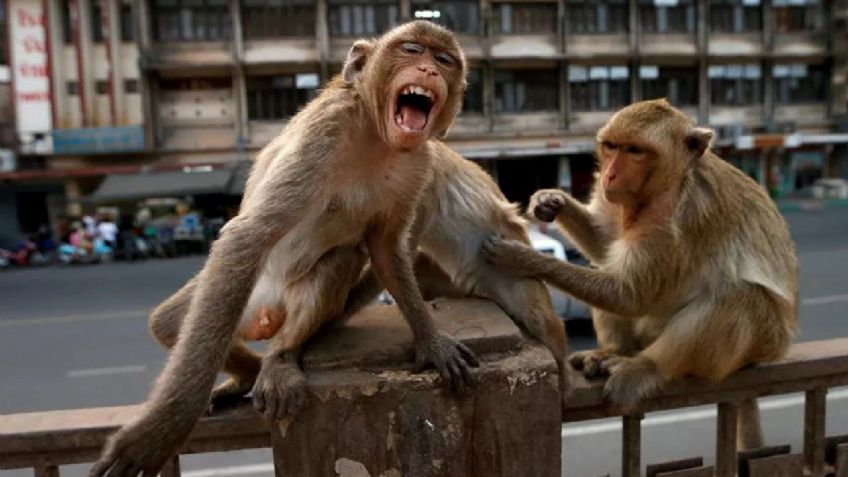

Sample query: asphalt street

[2,207,848,477]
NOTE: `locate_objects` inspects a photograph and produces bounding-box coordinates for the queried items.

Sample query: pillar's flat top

[302,298,524,371]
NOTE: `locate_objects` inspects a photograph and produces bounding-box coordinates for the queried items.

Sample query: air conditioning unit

[0,149,16,172]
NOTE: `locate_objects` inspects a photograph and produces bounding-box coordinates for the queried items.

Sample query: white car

[527,227,592,320]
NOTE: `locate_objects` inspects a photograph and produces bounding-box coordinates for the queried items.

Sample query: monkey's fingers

[456,341,480,368]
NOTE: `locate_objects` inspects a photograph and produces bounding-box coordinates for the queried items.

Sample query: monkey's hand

[602,356,662,414]
[252,355,309,420]
[529,189,569,223]
[480,236,540,277]
[569,348,620,379]
[89,411,190,477]
[413,332,479,392]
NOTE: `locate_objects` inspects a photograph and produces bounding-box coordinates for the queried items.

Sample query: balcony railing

[2,319,847,476]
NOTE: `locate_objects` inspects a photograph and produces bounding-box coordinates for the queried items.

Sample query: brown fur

[482,99,798,449]
[90,21,478,477]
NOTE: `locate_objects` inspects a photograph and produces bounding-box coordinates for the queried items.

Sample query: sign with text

[52,126,145,154]
[9,0,52,141]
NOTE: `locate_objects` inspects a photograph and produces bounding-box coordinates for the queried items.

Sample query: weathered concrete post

[269,299,562,477]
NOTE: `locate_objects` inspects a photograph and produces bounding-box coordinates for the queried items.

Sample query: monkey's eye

[626,145,643,155]
[601,141,618,154]
[434,51,455,66]
[401,42,424,54]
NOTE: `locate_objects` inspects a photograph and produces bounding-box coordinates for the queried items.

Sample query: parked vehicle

[527,227,592,320]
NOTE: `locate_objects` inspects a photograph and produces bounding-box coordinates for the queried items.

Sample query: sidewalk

[777,198,848,213]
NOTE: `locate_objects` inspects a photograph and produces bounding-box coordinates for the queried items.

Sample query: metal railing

[2,338,848,477]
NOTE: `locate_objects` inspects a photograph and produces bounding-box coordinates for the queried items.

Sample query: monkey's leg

[569,308,638,379]
[253,247,367,420]
[148,277,262,409]
[604,285,776,450]
[476,275,572,400]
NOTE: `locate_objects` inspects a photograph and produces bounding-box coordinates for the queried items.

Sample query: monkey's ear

[343,40,374,85]
[685,127,714,159]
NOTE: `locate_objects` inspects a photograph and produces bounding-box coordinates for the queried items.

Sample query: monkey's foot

[568,348,620,379]
[602,356,663,413]
[252,357,309,420]
[413,332,479,393]
[209,376,256,413]
[480,236,538,276]
[530,189,568,223]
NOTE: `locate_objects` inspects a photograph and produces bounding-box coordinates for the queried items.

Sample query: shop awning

[89,162,251,201]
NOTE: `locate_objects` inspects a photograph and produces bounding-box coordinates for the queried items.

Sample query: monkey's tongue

[398,105,427,131]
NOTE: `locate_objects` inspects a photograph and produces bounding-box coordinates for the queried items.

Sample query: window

[120,2,135,41]
[569,65,630,111]
[328,0,398,36]
[91,2,104,42]
[153,0,231,41]
[639,0,696,33]
[774,0,825,33]
[774,63,827,103]
[0,0,6,64]
[124,79,140,93]
[640,65,698,106]
[567,0,628,34]
[67,81,79,96]
[463,69,483,113]
[494,69,558,113]
[61,2,73,44]
[247,73,319,120]
[709,64,762,106]
[492,3,558,34]
[412,1,479,34]
[242,0,316,38]
[709,0,761,33]
[96,80,110,94]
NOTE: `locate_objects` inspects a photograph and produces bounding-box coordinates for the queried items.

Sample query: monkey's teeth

[401,85,434,99]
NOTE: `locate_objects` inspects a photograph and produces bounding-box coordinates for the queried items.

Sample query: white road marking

[0,309,148,328]
[801,293,848,306]
[181,464,275,477]
[562,387,848,438]
[67,365,148,378]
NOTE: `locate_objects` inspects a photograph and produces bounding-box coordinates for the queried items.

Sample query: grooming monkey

[92,22,568,477]
[483,99,798,448]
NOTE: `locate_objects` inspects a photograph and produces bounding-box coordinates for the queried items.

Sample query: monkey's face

[350,22,466,151]
[597,138,654,206]
[382,41,462,150]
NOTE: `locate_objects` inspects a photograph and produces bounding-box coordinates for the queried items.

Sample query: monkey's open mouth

[395,85,435,133]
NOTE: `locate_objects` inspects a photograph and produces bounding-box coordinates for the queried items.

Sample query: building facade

[1,0,847,240]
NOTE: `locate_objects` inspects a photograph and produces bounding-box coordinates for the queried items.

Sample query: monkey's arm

[366,214,478,390]
[529,189,610,263]
[91,176,309,477]
[482,237,657,318]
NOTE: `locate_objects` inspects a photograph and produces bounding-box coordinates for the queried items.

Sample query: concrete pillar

[629,0,639,57]
[269,299,562,477]
[45,0,66,128]
[64,179,83,216]
[105,0,124,125]
[399,0,411,22]
[316,0,330,81]
[229,0,247,143]
[763,58,775,129]
[134,0,156,149]
[483,62,495,133]
[696,0,708,124]
[72,0,95,126]
[560,61,569,130]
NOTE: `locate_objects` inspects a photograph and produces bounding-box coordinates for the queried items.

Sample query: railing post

[160,455,182,477]
[804,388,828,477]
[623,414,643,477]
[34,465,60,477]
[716,402,739,477]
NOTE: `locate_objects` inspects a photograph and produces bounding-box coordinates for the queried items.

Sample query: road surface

[2,207,848,476]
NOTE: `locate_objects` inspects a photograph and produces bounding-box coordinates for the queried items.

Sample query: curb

[777,199,848,213]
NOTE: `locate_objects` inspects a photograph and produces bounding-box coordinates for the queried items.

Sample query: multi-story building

[1,0,847,240]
